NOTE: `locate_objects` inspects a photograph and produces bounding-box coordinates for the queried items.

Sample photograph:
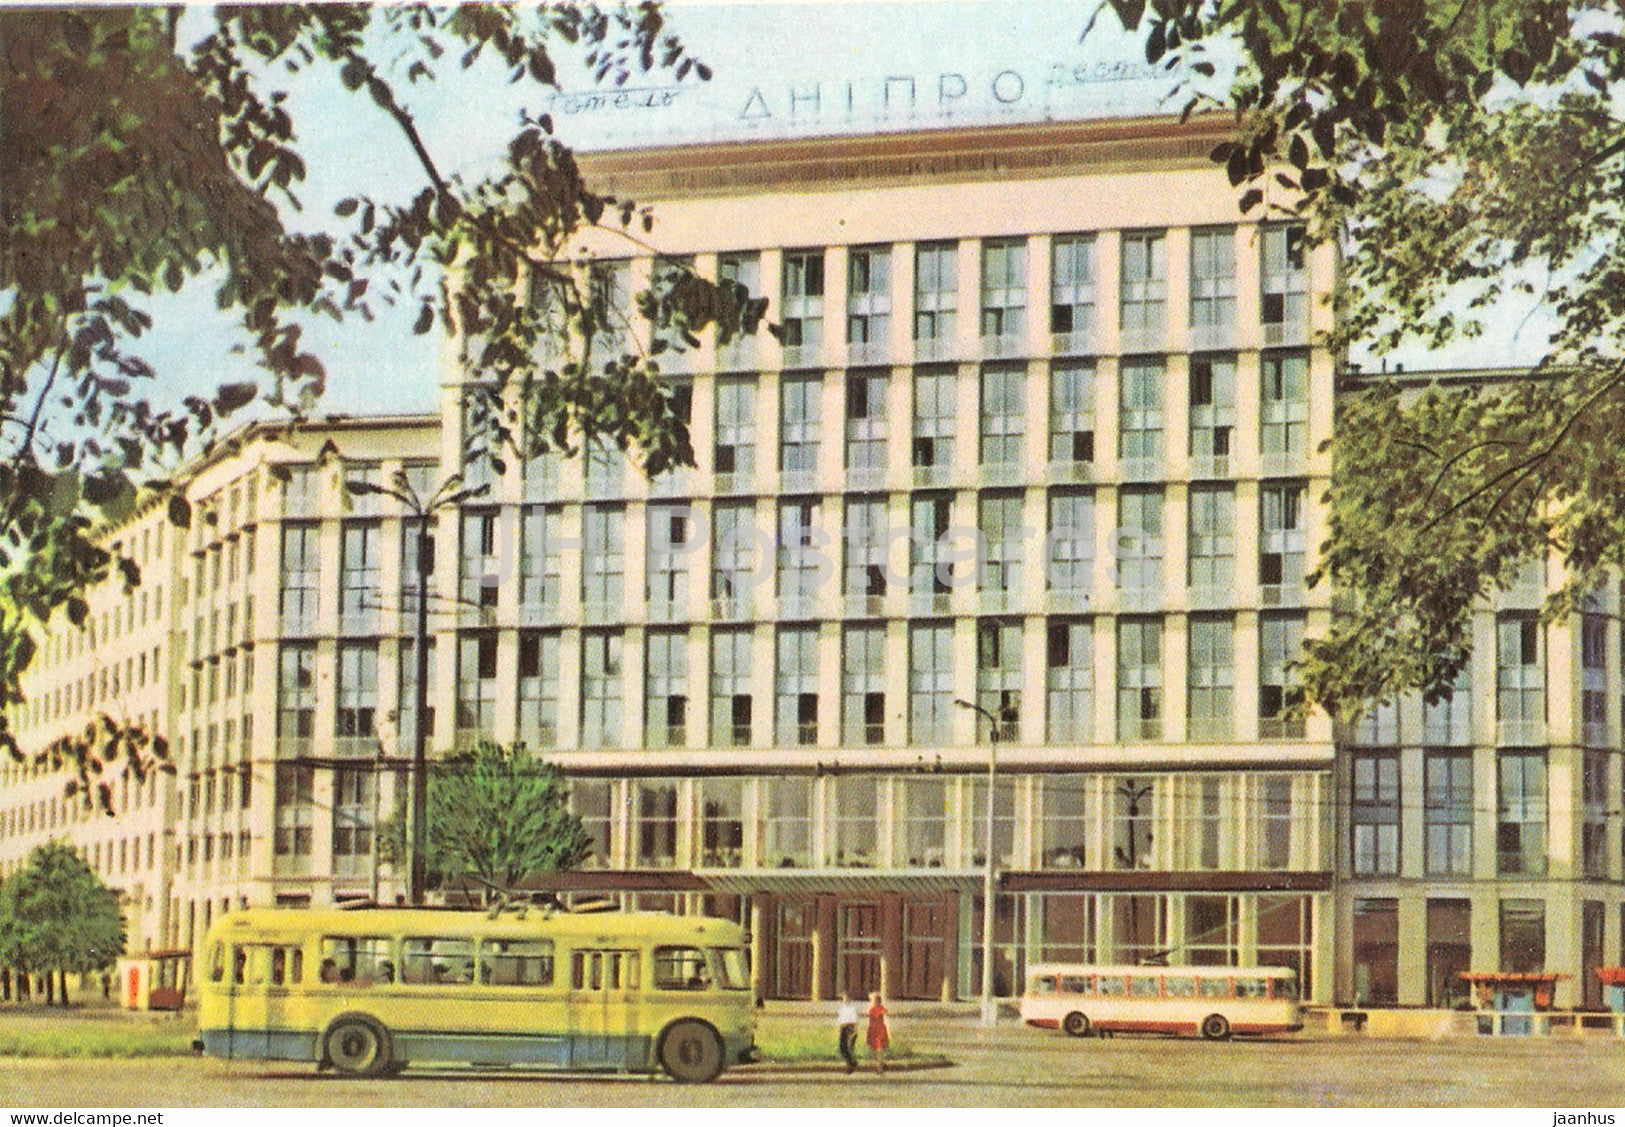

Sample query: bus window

[572,949,639,991]
[1097,975,1127,996]
[1164,976,1197,997]
[323,936,393,985]
[711,948,750,991]
[1061,975,1093,995]
[1034,975,1058,994]
[208,943,225,984]
[654,946,711,990]
[1128,975,1160,997]
[480,939,554,987]
[402,938,474,985]
[1236,977,1269,999]
[269,946,303,986]
[1272,976,1298,1001]
[1199,977,1231,998]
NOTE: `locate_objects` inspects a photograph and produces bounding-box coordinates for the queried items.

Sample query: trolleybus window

[478,939,554,986]
[321,936,392,984]
[1061,975,1092,995]
[1164,975,1197,997]
[1098,975,1126,996]
[402,937,474,984]
[270,946,303,986]
[571,949,638,991]
[1199,976,1230,998]
[653,946,712,990]
[1237,977,1269,998]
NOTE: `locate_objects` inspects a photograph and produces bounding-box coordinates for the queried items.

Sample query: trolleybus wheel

[1200,1014,1231,1041]
[324,1015,392,1077]
[658,1019,725,1083]
[1062,1011,1091,1038]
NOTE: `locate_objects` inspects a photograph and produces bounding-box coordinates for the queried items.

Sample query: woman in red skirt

[865,991,890,1073]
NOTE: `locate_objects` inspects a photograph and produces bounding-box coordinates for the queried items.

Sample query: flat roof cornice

[576,113,1237,201]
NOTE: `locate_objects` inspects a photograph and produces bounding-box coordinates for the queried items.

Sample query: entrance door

[1425,899,1471,1008]
[773,900,815,999]
[902,899,951,1000]
[838,903,883,997]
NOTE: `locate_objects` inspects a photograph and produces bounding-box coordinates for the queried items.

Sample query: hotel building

[0,117,1613,1009]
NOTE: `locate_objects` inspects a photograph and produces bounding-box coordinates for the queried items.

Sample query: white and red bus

[1020,963,1302,1040]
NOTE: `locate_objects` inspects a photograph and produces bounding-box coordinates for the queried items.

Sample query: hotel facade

[1,117,1615,1010]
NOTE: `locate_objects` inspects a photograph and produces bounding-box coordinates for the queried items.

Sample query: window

[976,619,1022,741]
[332,766,374,874]
[1051,234,1095,339]
[978,491,1024,594]
[1261,223,1308,334]
[282,464,318,516]
[1187,615,1234,741]
[320,937,388,984]
[782,250,824,354]
[1188,485,1234,593]
[779,374,821,479]
[845,371,889,472]
[1189,227,1236,333]
[1352,754,1400,876]
[582,505,625,611]
[645,630,689,748]
[1585,750,1609,878]
[455,633,497,739]
[714,376,757,479]
[1353,899,1398,1005]
[1259,775,1294,868]
[1259,612,1306,738]
[1496,614,1544,735]
[910,493,953,596]
[913,367,957,470]
[571,949,639,992]
[969,776,1016,866]
[580,631,624,749]
[1193,776,1224,869]
[776,626,820,746]
[1424,753,1472,877]
[1119,230,1166,339]
[1046,489,1093,597]
[459,509,499,610]
[777,498,822,608]
[710,628,753,748]
[980,364,1024,467]
[517,631,560,749]
[1261,351,1309,462]
[399,515,435,621]
[1583,611,1608,745]
[1498,751,1547,875]
[1110,777,1155,870]
[644,503,692,613]
[914,241,957,348]
[1189,354,1236,467]
[481,939,555,987]
[711,501,761,605]
[1115,487,1164,593]
[830,775,879,866]
[897,777,948,867]
[843,496,889,602]
[279,524,319,631]
[339,522,380,633]
[273,763,313,857]
[335,642,377,739]
[277,644,316,741]
[1186,895,1239,966]
[1050,361,1095,466]
[1499,899,1545,974]
[847,246,890,354]
[699,778,744,867]
[1116,617,1162,740]
[397,638,437,749]
[402,937,475,986]
[1040,775,1087,868]
[980,238,1026,344]
[763,776,813,867]
[1118,358,1165,469]
[636,780,679,867]
[520,505,564,617]
[1259,482,1306,592]
[1046,620,1094,743]
[909,621,953,744]
[653,946,713,991]
[843,624,886,746]
[583,438,624,499]
[571,778,613,868]
[587,259,630,353]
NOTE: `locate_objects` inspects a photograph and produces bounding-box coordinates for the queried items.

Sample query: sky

[134,0,1550,422]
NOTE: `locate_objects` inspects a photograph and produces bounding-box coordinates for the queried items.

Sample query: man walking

[836,993,860,1072]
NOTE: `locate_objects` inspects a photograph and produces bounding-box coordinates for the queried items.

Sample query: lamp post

[348,470,486,906]
[956,697,1006,1026]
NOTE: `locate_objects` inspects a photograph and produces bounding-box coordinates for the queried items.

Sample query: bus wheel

[324,1015,392,1077]
[1062,1012,1091,1038]
[658,1019,725,1083]
[1200,1014,1230,1041]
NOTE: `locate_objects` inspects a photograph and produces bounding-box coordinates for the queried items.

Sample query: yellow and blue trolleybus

[196,906,757,1082]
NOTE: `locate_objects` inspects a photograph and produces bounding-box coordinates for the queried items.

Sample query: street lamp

[956,696,1008,1027]
[348,469,487,906]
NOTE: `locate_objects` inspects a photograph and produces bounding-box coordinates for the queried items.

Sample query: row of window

[274,613,1309,750]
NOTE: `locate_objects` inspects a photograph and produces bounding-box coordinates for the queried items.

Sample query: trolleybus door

[568,948,638,1069]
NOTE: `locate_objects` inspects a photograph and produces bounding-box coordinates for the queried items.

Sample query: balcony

[778,468,817,494]
[276,737,314,761]
[1260,451,1307,479]
[979,461,1022,487]
[844,594,886,618]
[332,736,378,758]
[518,601,561,628]
[713,472,751,496]
[710,595,752,622]
[644,596,687,624]
[716,338,757,372]
[1584,720,1614,748]
[582,599,618,624]
[978,588,1016,614]
[1187,583,1231,610]
[1119,323,1165,354]
[1118,456,1162,482]
[908,591,954,616]
[913,464,954,488]
[781,342,823,370]
[1258,715,1306,740]
[1115,585,1164,612]
[778,593,818,620]
[339,610,381,637]
[1187,716,1234,743]
[1046,590,1092,614]
[1259,583,1306,608]
[845,466,888,491]
[1262,316,1310,348]
[1188,321,1235,352]
[649,467,699,498]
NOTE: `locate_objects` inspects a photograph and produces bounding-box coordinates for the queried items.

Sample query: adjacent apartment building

[0,116,1613,1009]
